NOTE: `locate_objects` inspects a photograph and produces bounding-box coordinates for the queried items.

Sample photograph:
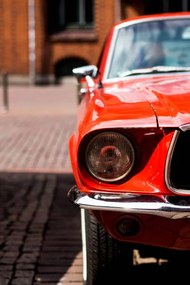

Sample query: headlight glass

[85,132,135,182]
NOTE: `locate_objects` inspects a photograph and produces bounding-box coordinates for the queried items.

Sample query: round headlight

[85,132,135,182]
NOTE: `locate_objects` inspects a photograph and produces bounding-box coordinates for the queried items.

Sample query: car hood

[138,74,190,127]
[91,74,190,129]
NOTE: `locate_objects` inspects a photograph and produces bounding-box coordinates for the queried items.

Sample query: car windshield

[108,17,190,79]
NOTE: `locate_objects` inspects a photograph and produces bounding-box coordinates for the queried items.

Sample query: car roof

[115,11,190,28]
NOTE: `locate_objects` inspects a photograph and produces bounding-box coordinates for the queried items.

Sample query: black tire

[81,209,134,285]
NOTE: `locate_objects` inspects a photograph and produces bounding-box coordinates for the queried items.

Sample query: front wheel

[80,209,134,285]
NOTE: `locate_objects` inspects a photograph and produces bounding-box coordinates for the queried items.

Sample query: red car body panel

[97,210,190,250]
[69,12,190,251]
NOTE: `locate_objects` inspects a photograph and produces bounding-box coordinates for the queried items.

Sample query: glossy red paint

[97,210,190,250]
[68,13,190,281]
[70,127,174,195]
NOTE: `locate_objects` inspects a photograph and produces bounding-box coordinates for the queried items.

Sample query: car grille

[166,127,190,194]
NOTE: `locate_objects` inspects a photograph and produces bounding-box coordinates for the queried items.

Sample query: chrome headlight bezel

[83,131,135,183]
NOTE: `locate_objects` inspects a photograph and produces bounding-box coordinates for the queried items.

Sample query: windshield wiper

[119,66,190,77]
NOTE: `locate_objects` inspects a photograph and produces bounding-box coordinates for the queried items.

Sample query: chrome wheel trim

[80,208,87,283]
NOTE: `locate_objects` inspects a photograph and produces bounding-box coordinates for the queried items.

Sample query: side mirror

[72,65,99,104]
[72,65,98,79]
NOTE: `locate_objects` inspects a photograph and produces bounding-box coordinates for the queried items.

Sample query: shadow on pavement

[0,172,82,285]
[102,254,190,284]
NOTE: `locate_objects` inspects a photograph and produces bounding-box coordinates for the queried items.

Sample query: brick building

[0,0,190,84]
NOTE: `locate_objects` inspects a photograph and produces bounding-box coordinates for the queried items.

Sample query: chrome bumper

[68,185,190,219]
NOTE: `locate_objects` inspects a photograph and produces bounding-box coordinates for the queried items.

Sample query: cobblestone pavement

[0,172,82,285]
[0,114,76,172]
[0,81,83,285]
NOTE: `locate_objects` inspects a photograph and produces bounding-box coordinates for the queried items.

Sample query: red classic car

[68,11,190,285]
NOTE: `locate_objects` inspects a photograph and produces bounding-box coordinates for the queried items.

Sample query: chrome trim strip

[179,123,190,132]
[165,130,180,193]
[68,186,190,219]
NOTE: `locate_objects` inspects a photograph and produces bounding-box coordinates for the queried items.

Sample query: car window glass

[107,18,190,79]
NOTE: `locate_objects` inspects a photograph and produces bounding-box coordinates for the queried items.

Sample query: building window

[47,0,94,35]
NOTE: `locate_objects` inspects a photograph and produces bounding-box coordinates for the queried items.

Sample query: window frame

[47,0,95,41]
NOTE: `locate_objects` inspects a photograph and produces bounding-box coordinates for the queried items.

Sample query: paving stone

[0,172,82,284]
[16,264,35,270]
[15,271,34,278]
[11,277,33,285]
